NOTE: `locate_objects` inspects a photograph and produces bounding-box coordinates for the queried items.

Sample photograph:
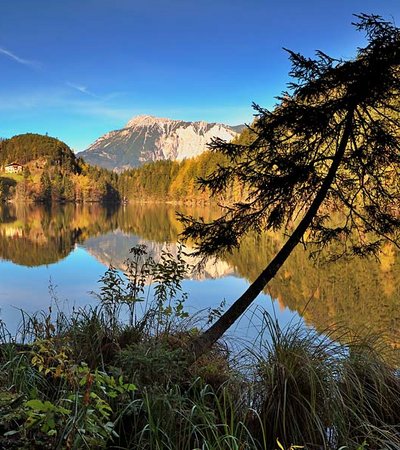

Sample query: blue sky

[1,1,400,152]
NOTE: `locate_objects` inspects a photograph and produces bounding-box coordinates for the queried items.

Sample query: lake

[0,202,399,355]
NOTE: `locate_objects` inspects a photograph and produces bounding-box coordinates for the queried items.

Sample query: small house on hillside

[4,162,23,174]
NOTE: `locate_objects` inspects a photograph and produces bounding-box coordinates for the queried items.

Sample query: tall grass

[337,339,400,449]
[248,315,338,448]
[1,246,400,449]
[117,381,261,450]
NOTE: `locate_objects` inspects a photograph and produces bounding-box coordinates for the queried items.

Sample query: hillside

[0,133,119,203]
[79,115,244,171]
[0,133,77,170]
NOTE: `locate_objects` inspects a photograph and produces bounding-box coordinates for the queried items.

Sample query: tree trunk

[190,107,355,360]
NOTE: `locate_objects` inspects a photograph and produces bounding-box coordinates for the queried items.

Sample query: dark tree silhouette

[180,14,400,358]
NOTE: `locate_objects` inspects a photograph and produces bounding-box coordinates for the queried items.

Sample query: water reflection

[0,203,398,352]
[0,203,209,266]
[0,203,118,266]
[226,233,400,352]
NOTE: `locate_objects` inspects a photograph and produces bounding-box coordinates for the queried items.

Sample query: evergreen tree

[180,15,400,358]
[39,171,52,203]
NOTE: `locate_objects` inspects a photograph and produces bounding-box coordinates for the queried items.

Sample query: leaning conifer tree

[180,14,400,358]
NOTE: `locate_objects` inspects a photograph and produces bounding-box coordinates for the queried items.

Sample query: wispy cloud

[0,47,40,69]
[66,81,98,98]
[0,88,133,122]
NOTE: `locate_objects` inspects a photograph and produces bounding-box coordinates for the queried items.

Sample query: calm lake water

[0,202,399,353]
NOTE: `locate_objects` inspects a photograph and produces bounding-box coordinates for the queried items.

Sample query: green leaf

[276,439,285,450]
[4,430,19,436]
[25,399,45,410]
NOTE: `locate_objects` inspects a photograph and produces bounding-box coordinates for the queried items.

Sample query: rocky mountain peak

[125,115,174,128]
[79,116,245,172]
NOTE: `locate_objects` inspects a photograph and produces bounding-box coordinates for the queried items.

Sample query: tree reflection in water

[0,202,398,354]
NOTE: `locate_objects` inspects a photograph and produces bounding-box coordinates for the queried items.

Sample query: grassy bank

[1,246,399,449]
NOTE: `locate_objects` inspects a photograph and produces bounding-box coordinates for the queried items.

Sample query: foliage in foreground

[0,246,400,449]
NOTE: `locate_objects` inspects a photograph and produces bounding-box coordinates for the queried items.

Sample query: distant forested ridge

[0,134,120,203]
[116,127,255,203]
[116,153,229,202]
[0,129,256,204]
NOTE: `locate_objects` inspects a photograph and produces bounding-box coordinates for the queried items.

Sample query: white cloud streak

[66,81,98,98]
[0,47,40,69]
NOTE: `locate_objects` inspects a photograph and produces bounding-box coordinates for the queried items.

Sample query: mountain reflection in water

[0,202,399,354]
